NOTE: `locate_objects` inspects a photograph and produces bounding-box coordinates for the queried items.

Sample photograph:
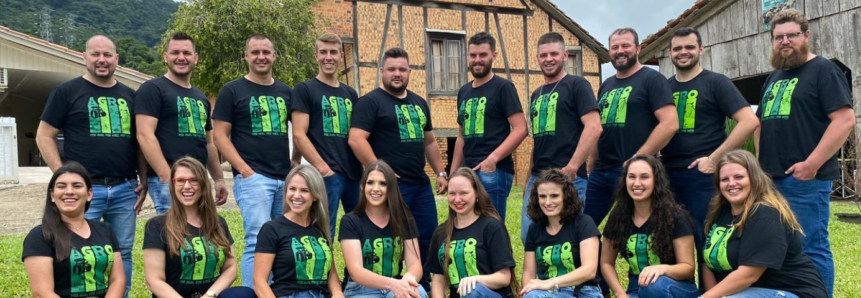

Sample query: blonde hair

[284,165,332,242]
[316,33,342,50]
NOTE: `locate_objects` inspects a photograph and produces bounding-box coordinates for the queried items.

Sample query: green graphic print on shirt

[249,95,289,136]
[361,237,404,277]
[179,236,226,285]
[761,78,798,121]
[291,235,333,285]
[598,87,632,127]
[531,92,559,137]
[673,90,698,133]
[69,244,114,297]
[624,234,660,275]
[535,242,576,279]
[395,104,427,143]
[703,224,736,272]
[176,96,208,137]
[437,238,479,286]
[459,97,487,139]
[321,95,353,137]
[87,96,132,137]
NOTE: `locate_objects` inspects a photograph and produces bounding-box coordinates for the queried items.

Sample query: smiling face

[609,32,639,71]
[51,173,92,216]
[172,166,201,208]
[363,170,388,208]
[467,43,496,79]
[719,162,752,210]
[670,34,702,71]
[164,39,198,77]
[447,176,476,216]
[536,182,565,219]
[83,36,118,79]
[285,174,316,215]
[245,38,276,76]
[626,160,655,202]
[537,42,567,78]
[315,40,342,77]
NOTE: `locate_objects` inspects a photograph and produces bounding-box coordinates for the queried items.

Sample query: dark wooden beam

[359,62,425,70]
[375,4,394,89]
[523,15,530,98]
[493,12,512,80]
[423,7,432,100]
[352,1,361,94]
[398,5,404,48]
[349,0,534,16]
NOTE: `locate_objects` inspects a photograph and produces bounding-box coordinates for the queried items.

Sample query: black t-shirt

[426,216,516,298]
[757,56,853,180]
[595,68,674,169]
[457,75,523,173]
[41,77,137,179]
[704,205,826,298]
[529,75,599,177]
[142,215,234,298]
[291,79,363,181]
[256,216,333,297]
[614,212,693,277]
[662,70,749,169]
[22,220,120,298]
[351,88,434,185]
[338,212,419,278]
[212,77,293,179]
[524,215,600,284]
[135,76,211,176]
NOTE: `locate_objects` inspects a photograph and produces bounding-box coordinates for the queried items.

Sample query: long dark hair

[162,157,232,257]
[527,168,585,226]
[41,161,93,261]
[603,155,692,262]
[353,160,419,271]
[432,167,519,294]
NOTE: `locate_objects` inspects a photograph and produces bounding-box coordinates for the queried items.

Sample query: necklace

[67,220,85,231]
[538,78,563,104]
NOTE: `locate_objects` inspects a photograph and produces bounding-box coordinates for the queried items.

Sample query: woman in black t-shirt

[254,165,344,298]
[22,162,125,298]
[699,150,826,298]
[339,160,427,298]
[427,167,518,298]
[520,169,602,298]
[143,157,254,298]
[600,155,700,298]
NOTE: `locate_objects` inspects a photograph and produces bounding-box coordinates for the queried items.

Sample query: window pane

[449,73,460,90]
[432,41,443,56]
[434,72,443,90]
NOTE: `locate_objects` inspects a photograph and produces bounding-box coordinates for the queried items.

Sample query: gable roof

[0,25,153,83]
[532,0,610,63]
[637,0,736,65]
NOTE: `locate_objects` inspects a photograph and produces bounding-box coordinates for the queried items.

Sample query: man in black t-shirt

[35,35,143,297]
[348,47,447,291]
[451,32,528,220]
[585,28,678,226]
[662,28,758,251]
[520,32,601,243]
[135,33,227,215]
[212,34,296,288]
[756,10,854,297]
[292,34,363,238]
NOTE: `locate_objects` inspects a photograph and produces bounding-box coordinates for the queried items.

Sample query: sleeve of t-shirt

[714,74,749,117]
[499,81,524,117]
[41,86,69,129]
[142,217,167,250]
[647,73,676,112]
[420,97,434,132]
[283,85,294,122]
[351,95,378,133]
[486,220,517,273]
[817,62,853,114]
[212,84,236,123]
[133,81,162,118]
[523,223,538,252]
[576,215,602,242]
[219,216,234,245]
[425,231,444,274]
[291,83,311,114]
[338,214,361,241]
[573,78,600,117]
[254,222,279,254]
[204,98,214,131]
[672,212,695,239]
[21,226,53,261]
[738,207,787,270]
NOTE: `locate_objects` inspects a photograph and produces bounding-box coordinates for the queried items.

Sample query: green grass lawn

[3,187,860,297]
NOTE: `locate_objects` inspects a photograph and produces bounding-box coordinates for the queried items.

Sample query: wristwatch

[204,290,217,297]
[437,172,448,179]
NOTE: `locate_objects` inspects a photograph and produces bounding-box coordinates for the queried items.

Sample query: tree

[116,37,166,77]
[166,0,319,96]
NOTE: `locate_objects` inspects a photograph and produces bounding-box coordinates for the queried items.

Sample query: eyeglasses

[173,178,200,186]
[772,31,804,43]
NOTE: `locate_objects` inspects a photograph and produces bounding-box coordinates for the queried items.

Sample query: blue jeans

[147,177,171,214]
[626,276,700,298]
[397,181,439,290]
[218,286,258,298]
[276,289,325,298]
[85,179,139,298]
[773,176,834,297]
[521,174,588,243]
[324,173,360,238]
[722,287,799,298]
[667,168,714,253]
[476,170,514,220]
[234,173,285,288]
[523,285,603,298]
[344,281,429,298]
[460,283,504,298]
[584,167,623,225]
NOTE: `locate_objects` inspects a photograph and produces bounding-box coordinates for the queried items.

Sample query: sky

[555,0,695,79]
